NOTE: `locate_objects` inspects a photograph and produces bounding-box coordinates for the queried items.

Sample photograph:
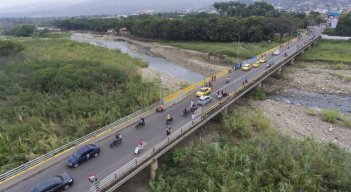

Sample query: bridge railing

[0,102,160,182]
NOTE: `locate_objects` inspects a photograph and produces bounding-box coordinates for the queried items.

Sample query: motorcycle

[190,106,198,112]
[110,138,122,148]
[135,120,145,129]
[182,108,190,117]
[165,117,173,125]
[134,144,143,155]
[156,105,165,112]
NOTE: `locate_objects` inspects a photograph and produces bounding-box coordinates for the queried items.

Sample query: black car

[30,172,73,192]
[66,144,100,168]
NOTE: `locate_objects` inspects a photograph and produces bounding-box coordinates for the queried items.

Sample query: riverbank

[71,33,228,90]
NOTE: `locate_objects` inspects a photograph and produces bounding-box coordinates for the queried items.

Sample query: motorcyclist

[190,100,194,108]
[167,114,172,120]
[115,133,122,140]
[226,77,230,83]
[183,107,188,114]
[138,139,144,149]
[139,117,145,125]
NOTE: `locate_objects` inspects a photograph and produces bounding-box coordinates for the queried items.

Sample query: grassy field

[299,40,351,63]
[150,108,351,191]
[161,41,280,60]
[0,38,157,173]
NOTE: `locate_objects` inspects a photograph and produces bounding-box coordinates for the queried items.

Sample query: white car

[273,50,280,55]
[197,96,212,106]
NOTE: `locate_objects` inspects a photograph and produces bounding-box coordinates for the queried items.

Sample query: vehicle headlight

[68,179,73,183]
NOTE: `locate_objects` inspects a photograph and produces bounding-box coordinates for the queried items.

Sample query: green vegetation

[329,72,351,83]
[161,41,279,59]
[322,109,340,123]
[0,38,157,173]
[330,63,348,70]
[150,109,351,191]
[248,87,267,100]
[299,40,351,63]
[335,12,351,36]
[0,39,24,57]
[55,2,307,43]
[5,24,36,37]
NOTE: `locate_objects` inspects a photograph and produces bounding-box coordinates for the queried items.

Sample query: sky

[0,0,87,8]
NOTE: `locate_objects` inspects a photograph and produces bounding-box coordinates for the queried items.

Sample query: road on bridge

[1,27,323,192]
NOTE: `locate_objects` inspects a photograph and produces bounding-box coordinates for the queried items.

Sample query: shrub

[322,109,340,123]
[222,108,252,138]
[251,110,271,131]
[151,130,351,192]
[248,87,267,100]
[0,40,24,57]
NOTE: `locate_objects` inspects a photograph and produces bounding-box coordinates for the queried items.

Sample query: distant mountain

[0,0,349,18]
[0,0,229,18]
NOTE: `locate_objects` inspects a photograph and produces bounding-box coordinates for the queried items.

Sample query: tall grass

[322,109,340,123]
[300,40,351,63]
[161,41,279,59]
[150,109,351,191]
[0,38,158,173]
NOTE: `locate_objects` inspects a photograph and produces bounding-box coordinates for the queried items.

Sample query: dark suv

[66,144,100,168]
[30,172,73,192]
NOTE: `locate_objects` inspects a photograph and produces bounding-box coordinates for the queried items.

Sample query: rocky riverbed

[259,61,351,152]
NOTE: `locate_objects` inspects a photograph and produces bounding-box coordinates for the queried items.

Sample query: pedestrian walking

[191,113,195,124]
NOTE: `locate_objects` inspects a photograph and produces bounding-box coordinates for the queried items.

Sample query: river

[71,34,204,83]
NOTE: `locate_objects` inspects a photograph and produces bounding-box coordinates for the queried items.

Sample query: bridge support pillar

[150,158,158,181]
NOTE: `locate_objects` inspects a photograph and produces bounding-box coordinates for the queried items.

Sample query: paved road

[1,27,323,192]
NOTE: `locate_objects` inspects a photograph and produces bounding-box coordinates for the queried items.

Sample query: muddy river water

[71,34,204,83]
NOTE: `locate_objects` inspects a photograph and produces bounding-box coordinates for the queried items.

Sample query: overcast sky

[0,0,87,8]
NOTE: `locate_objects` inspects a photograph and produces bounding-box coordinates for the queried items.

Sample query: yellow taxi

[253,61,261,68]
[259,57,267,63]
[242,63,252,71]
[196,87,212,97]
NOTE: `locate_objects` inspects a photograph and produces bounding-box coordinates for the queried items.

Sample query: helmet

[167,125,170,128]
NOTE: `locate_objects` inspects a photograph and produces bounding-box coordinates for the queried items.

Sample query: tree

[335,12,351,36]
[11,24,36,37]
[268,17,301,41]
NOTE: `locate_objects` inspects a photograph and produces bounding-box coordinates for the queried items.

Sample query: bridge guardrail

[90,34,320,192]
[0,102,160,183]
